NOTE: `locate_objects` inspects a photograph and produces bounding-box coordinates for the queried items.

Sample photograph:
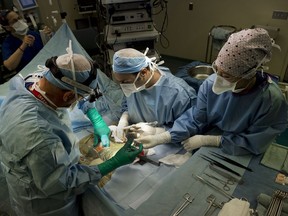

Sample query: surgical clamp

[202,195,216,216]
[204,173,234,191]
[208,164,244,185]
[172,193,194,216]
[202,194,224,216]
[192,174,234,200]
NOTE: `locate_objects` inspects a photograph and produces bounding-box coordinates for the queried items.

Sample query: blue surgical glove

[86,108,110,147]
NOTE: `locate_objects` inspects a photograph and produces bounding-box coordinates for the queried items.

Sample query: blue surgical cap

[112,48,150,73]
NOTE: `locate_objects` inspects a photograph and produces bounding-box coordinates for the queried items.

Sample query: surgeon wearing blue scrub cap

[111,48,197,143]
[0,52,143,215]
[135,28,288,155]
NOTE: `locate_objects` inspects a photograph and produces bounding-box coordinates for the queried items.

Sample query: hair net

[112,48,151,73]
[43,54,97,96]
[215,28,273,78]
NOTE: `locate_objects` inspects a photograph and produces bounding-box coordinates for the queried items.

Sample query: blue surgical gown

[170,72,288,155]
[0,76,103,215]
[123,67,197,128]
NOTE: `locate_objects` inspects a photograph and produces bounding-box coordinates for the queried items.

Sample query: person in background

[0,9,51,73]
[0,52,142,215]
[111,48,197,142]
[135,28,288,155]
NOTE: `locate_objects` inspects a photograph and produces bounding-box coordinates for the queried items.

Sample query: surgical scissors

[204,173,234,191]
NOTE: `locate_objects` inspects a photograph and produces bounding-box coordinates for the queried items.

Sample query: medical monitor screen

[17,0,38,11]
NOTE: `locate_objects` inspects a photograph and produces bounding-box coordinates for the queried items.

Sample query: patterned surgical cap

[215,28,272,78]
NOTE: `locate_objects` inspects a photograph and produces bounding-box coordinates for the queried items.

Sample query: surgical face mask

[120,70,154,97]
[212,75,241,94]
[12,19,28,35]
[212,55,268,95]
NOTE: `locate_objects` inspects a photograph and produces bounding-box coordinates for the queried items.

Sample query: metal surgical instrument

[204,173,234,191]
[202,195,216,216]
[209,151,253,172]
[200,154,241,177]
[192,174,234,200]
[171,193,194,216]
[202,194,224,216]
[208,164,244,185]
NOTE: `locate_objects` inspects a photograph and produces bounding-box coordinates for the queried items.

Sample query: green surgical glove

[86,108,110,147]
[98,139,143,176]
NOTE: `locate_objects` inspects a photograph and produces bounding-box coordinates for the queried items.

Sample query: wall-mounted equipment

[77,0,97,14]
[16,0,38,11]
[102,0,145,5]
[110,22,153,34]
[110,9,152,24]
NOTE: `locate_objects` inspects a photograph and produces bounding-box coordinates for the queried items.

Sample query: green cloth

[257,193,288,216]
[261,143,288,173]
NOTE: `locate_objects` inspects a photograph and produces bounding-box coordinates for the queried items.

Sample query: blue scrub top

[170,72,288,155]
[123,67,197,128]
[1,29,43,72]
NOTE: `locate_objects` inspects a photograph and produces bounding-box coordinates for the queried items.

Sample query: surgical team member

[0,53,142,215]
[112,48,197,141]
[135,28,288,155]
[0,10,51,73]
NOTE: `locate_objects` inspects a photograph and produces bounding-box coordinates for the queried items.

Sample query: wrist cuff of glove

[158,131,171,144]
[78,101,95,115]
[203,135,221,147]
[118,111,129,128]
[155,127,166,134]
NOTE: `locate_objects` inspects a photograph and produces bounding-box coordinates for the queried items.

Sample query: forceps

[204,173,234,191]
[172,193,194,216]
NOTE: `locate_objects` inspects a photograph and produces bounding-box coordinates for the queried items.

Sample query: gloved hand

[116,111,129,142]
[98,139,143,176]
[109,125,126,143]
[182,135,221,152]
[134,131,171,149]
[128,122,166,137]
[86,108,110,147]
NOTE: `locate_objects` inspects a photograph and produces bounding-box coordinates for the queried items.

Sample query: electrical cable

[152,0,169,48]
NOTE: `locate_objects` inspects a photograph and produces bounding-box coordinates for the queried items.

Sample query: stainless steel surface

[187,65,213,80]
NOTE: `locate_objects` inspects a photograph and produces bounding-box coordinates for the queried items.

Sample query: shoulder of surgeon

[199,73,216,89]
